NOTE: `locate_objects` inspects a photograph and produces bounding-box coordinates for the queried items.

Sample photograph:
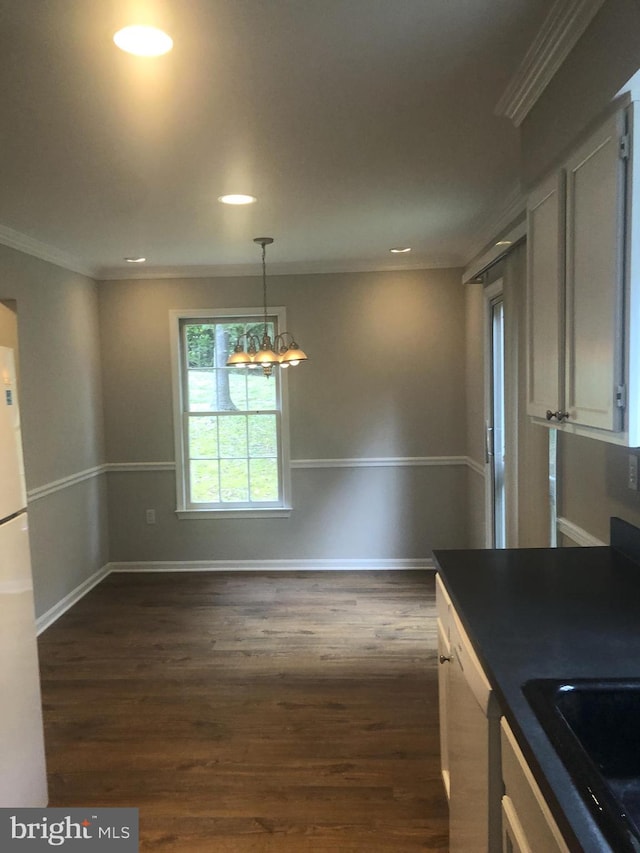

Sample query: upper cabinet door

[526,173,565,420]
[564,110,626,432]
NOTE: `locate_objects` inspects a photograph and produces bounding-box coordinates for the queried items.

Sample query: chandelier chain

[225,236,307,374]
[262,241,268,338]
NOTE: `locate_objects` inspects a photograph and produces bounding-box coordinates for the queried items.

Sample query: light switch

[628,455,638,491]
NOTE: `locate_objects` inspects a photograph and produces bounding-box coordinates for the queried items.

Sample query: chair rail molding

[291,456,468,469]
[556,516,607,547]
[27,455,481,502]
[27,464,107,502]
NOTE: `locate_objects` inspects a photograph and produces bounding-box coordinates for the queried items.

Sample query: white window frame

[169,307,292,518]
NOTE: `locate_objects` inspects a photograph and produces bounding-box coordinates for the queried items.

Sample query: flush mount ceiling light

[124,256,146,263]
[495,240,513,247]
[218,194,257,205]
[390,246,411,254]
[113,26,173,57]
[226,238,308,377]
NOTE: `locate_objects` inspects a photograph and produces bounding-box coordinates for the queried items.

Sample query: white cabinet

[565,109,626,433]
[526,103,640,445]
[436,574,502,852]
[501,718,570,853]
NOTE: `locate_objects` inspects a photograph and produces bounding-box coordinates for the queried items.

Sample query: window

[170,308,291,517]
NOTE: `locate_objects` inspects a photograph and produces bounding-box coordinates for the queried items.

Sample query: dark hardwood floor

[37,570,448,851]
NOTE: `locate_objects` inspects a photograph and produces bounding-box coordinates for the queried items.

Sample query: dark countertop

[433,544,640,853]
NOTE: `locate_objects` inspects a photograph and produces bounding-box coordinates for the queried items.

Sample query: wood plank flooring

[37,570,448,852]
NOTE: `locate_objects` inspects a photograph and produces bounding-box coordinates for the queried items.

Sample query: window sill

[176,508,292,520]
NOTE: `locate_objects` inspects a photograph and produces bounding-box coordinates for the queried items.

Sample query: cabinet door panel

[437,618,450,800]
[565,110,626,431]
[448,641,490,852]
[527,173,565,419]
[501,719,570,853]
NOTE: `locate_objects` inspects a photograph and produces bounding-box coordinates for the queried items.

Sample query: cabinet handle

[546,410,570,422]
[439,654,451,664]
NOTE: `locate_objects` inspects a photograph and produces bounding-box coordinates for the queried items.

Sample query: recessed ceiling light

[113,26,173,57]
[390,247,411,254]
[124,257,146,263]
[495,240,512,247]
[218,194,257,205]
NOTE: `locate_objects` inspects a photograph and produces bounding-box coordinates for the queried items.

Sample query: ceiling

[0,0,556,278]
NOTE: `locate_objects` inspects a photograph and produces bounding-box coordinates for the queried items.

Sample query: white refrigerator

[0,345,48,806]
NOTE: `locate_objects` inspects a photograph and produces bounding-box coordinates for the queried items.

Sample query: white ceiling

[0,0,555,278]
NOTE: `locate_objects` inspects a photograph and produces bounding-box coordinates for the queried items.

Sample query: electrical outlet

[628,455,638,491]
[146,509,156,524]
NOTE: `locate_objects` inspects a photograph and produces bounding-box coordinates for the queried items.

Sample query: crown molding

[0,218,466,281]
[96,254,466,281]
[463,218,527,284]
[495,0,606,127]
[0,223,96,278]
[0,221,464,280]
[463,183,527,268]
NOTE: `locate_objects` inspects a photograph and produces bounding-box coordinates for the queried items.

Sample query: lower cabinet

[436,574,502,852]
[437,575,572,853]
[436,574,451,799]
[501,718,570,853]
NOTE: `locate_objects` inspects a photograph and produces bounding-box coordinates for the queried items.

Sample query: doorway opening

[485,280,506,548]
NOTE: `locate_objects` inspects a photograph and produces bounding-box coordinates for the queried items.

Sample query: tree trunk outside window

[215,325,236,411]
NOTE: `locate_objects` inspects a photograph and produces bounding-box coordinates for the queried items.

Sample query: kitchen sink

[523,678,640,853]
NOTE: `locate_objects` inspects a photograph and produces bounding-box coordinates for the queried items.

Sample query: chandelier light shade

[226,237,308,376]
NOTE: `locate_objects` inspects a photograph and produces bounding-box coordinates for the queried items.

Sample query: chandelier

[226,237,308,377]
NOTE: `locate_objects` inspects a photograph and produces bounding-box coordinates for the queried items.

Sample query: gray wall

[0,300,18,352]
[99,267,470,562]
[0,245,108,617]
[521,0,640,544]
[558,435,640,544]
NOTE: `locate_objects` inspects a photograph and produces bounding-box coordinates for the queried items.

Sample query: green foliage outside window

[183,320,281,507]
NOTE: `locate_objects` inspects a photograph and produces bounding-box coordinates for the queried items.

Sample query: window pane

[220,459,249,502]
[219,416,247,458]
[244,320,275,343]
[188,370,216,412]
[250,459,279,501]
[248,414,277,457]
[247,371,277,410]
[186,324,215,368]
[227,369,248,410]
[189,417,218,458]
[190,460,220,503]
[210,368,245,411]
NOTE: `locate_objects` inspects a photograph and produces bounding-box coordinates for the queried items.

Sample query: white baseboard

[108,558,435,573]
[36,564,111,636]
[36,558,435,634]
